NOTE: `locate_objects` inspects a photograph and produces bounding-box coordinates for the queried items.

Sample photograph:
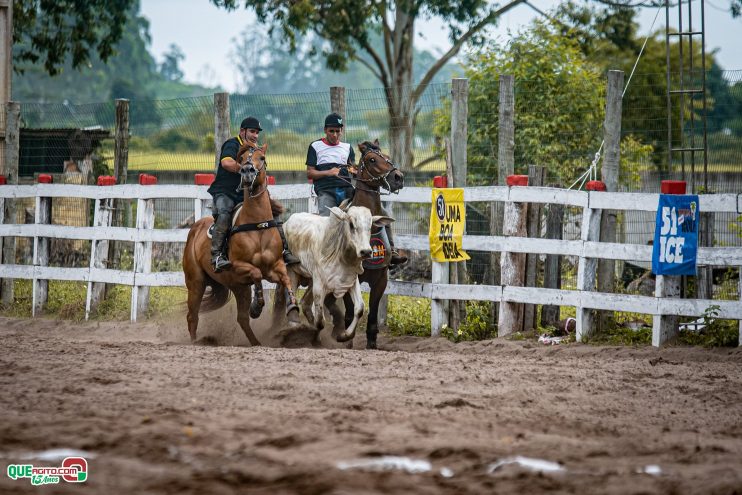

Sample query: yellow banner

[429,188,470,262]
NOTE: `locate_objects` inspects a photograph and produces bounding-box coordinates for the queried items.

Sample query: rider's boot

[276,220,301,265]
[211,215,232,272]
[385,224,408,266]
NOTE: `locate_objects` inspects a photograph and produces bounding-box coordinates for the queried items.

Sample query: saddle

[363,225,391,270]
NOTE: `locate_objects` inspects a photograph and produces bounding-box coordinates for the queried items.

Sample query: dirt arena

[0,304,740,494]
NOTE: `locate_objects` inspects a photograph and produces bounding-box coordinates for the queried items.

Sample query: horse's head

[237,143,268,195]
[356,139,404,193]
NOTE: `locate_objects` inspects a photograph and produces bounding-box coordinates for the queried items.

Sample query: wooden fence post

[87,177,115,319]
[652,180,685,346]
[32,176,53,316]
[541,203,564,327]
[214,93,230,171]
[576,180,606,341]
[450,79,468,327]
[598,70,623,330]
[131,176,156,321]
[430,174,449,336]
[1,101,19,306]
[490,75,514,325]
[523,165,545,331]
[498,174,528,336]
[108,99,129,293]
[697,211,715,299]
[330,86,346,120]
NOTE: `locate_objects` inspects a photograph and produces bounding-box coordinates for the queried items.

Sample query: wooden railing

[0,183,740,346]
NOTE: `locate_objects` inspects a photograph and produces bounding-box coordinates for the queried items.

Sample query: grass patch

[123,151,446,173]
[0,280,189,321]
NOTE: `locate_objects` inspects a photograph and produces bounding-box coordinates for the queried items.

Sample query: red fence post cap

[97,176,116,186]
[433,175,448,188]
[506,175,529,187]
[194,173,215,186]
[266,175,276,185]
[0,175,6,185]
[37,174,53,184]
[139,173,158,185]
[586,180,606,191]
[661,180,686,195]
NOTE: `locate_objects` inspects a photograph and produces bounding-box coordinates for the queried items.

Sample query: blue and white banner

[652,194,699,276]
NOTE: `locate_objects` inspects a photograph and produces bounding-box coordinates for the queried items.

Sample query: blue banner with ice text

[652,194,699,276]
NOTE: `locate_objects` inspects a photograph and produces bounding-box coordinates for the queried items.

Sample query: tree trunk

[386,9,416,170]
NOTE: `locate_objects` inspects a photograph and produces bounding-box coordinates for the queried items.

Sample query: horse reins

[236,146,269,198]
[353,149,400,196]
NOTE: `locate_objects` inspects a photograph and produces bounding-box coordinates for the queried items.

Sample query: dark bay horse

[328,140,403,348]
[183,143,299,344]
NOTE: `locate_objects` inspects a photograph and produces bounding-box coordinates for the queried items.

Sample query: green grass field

[125,151,447,173]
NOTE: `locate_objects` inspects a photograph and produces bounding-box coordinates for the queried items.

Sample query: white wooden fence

[0,183,740,347]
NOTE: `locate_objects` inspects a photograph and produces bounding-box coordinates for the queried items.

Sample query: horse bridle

[355,148,400,194]
[236,146,268,197]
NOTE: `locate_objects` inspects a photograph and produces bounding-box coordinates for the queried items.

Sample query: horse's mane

[236,141,256,162]
[270,197,284,217]
[359,140,381,152]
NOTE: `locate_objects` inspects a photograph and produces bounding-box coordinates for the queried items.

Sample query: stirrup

[389,248,408,266]
[212,254,232,272]
[283,250,301,265]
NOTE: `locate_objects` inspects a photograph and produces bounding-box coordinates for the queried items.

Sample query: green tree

[231,24,456,93]
[437,20,605,186]
[159,44,185,82]
[212,0,527,170]
[12,2,214,103]
[13,0,137,75]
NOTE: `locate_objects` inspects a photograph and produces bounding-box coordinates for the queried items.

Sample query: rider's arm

[220,157,240,173]
[219,139,241,173]
[307,165,341,180]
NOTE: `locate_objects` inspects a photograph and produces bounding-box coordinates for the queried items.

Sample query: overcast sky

[141,0,742,93]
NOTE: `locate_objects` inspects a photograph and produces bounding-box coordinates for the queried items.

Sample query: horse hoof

[336,328,356,343]
[366,339,377,350]
[249,305,263,319]
[287,307,300,324]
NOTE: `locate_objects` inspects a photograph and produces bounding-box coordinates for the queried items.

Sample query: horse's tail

[199,281,232,313]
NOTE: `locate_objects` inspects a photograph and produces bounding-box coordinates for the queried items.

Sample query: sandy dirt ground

[0,302,741,495]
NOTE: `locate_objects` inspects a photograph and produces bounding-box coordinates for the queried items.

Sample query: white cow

[278,203,392,342]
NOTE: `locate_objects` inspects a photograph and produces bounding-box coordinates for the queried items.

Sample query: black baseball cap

[324,113,344,128]
[240,116,262,131]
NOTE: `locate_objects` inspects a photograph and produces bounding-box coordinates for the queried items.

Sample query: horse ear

[371,215,394,227]
[339,199,352,211]
[373,138,380,147]
[357,142,367,153]
[328,206,348,220]
[261,143,268,153]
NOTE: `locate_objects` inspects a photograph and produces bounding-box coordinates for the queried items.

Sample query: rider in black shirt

[207,116,299,272]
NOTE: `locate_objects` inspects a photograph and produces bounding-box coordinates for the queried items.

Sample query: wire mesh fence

[8,69,741,308]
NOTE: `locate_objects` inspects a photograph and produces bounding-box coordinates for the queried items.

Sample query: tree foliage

[159,44,185,82]
[13,0,137,75]
[436,20,605,186]
[212,0,526,169]
[12,3,214,103]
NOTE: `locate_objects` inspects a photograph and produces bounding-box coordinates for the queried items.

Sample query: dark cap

[324,113,344,128]
[240,116,262,131]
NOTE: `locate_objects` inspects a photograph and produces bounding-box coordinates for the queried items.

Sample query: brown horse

[345,140,405,349]
[183,142,299,344]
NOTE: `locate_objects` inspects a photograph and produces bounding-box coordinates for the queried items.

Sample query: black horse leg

[365,271,388,350]
[342,292,354,330]
[250,283,265,319]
